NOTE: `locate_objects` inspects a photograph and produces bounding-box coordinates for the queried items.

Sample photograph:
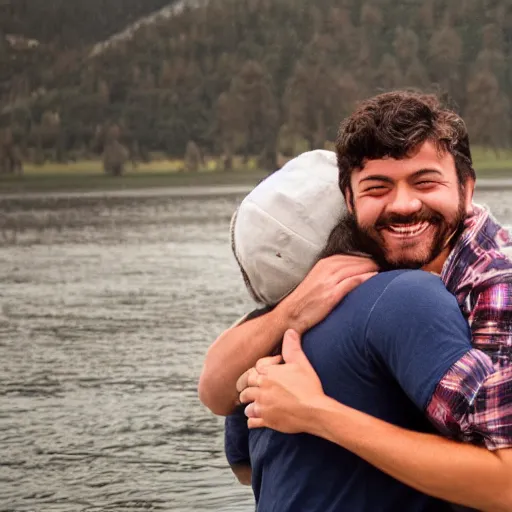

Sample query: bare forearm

[305,397,512,512]
[199,308,289,415]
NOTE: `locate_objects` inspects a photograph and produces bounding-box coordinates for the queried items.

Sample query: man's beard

[334,199,467,271]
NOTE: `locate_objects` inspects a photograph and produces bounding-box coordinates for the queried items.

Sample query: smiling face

[346,140,474,272]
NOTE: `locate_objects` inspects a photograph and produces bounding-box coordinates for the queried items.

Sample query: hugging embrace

[199,90,512,512]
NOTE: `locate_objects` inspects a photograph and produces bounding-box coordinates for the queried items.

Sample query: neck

[422,220,467,274]
[421,246,451,274]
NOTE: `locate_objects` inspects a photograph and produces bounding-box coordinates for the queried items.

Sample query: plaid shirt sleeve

[426,284,512,450]
[469,282,512,369]
[426,349,512,450]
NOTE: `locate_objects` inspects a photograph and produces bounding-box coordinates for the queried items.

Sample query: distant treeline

[1,0,512,172]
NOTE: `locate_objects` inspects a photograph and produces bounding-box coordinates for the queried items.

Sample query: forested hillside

[0,0,177,45]
[1,0,512,170]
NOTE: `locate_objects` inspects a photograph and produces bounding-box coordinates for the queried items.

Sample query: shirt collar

[441,204,512,309]
[441,205,487,282]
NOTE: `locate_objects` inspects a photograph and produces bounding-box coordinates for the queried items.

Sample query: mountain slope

[1,0,511,168]
[0,0,177,46]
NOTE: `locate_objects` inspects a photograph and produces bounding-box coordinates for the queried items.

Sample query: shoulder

[361,270,463,330]
[327,270,460,337]
[364,271,472,387]
[363,270,449,309]
[377,269,443,288]
[340,270,450,323]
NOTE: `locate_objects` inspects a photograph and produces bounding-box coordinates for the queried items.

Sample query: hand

[277,255,378,334]
[239,329,326,434]
[236,354,282,399]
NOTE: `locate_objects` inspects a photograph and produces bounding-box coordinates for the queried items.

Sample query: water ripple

[1,192,254,511]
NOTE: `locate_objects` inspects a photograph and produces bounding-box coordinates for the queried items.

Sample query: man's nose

[387,186,422,217]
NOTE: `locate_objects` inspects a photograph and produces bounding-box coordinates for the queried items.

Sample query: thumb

[282,329,311,367]
[335,271,377,299]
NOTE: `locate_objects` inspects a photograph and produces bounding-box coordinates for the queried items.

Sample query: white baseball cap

[231,150,347,305]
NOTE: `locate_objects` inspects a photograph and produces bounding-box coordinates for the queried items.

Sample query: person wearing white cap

[201,150,377,415]
[224,147,377,491]
[229,148,370,306]
[200,90,512,511]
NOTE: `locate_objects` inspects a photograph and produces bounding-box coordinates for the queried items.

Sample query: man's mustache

[375,210,443,230]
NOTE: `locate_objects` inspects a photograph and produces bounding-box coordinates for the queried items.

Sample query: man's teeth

[386,222,428,235]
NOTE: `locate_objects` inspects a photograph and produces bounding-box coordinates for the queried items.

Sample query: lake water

[0,188,511,512]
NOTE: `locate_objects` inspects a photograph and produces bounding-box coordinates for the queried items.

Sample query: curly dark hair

[336,90,475,198]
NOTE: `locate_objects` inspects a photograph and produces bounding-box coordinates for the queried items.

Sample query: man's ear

[463,178,475,215]
[344,187,354,214]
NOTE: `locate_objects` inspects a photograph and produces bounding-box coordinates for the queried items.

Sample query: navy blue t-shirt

[225,270,473,512]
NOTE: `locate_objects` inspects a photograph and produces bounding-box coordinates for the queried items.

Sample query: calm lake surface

[1,187,511,512]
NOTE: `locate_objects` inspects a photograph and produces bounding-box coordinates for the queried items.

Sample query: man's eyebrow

[359,175,394,184]
[412,168,443,178]
[359,169,443,185]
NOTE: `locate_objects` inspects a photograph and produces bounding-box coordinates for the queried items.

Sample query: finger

[323,254,377,270]
[236,368,250,393]
[348,271,378,286]
[239,386,260,404]
[281,329,312,368]
[312,255,366,276]
[255,355,282,373]
[244,401,261,418]
[332,261,379,281]
[334,271,377,298]
[247,370,264,388]
[248,417,265,429]
[322,254,370,264]
[236,367,257,393]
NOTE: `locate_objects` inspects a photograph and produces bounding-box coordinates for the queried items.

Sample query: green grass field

[472,147,512,172]
[1,150,511,194]
[0,158,270,194]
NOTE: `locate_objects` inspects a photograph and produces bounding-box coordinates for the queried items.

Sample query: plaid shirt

[427,205,512,450]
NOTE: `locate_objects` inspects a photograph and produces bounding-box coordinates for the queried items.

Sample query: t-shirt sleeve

[469,282,512,367]
[365,271,472,411]
[426,349,511,450]
[224,406,250,467]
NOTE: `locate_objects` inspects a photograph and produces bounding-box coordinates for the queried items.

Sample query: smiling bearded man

[335,94,473,273]
[341,142,468,271]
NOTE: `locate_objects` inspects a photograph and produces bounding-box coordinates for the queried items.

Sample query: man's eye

[416,180,436,187]
[364,186,387,192]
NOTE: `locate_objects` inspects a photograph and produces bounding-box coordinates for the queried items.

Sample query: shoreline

[1,178,512,201]
[0,184,255,200]
[0,170,270,197]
